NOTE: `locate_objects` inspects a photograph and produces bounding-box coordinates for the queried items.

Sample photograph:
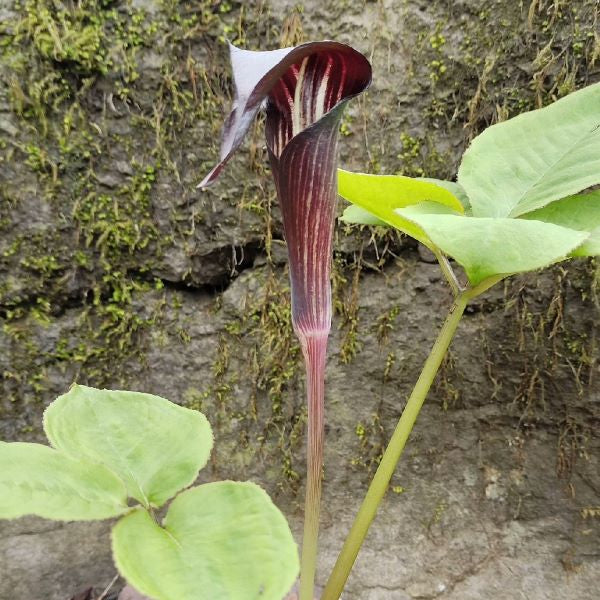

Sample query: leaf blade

[418,177,471,212]
[457,82,600,218]
[521,190,600,256]
[0,442,127,520]
[341,204,388,226]
[44,385,213,507]
[395,206,589,285]
[337,169,463,247]
[112,482,299,600]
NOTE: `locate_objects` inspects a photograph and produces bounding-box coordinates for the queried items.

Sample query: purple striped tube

[199,41,371,596]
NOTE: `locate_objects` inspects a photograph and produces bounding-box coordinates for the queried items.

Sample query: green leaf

[338,169,463,247]
[341,205,388,226]
[0,442,127,520]
[44,385,213,508]
[112,481,299,600]
[396,205,589,285]
[418,177,471,211]
[521,191,600,256]
[457,82,600,218]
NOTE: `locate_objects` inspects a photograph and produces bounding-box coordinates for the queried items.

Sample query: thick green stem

[299,333,328,600]
[321,292,470,600]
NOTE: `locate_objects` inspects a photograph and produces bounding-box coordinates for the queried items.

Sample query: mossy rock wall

[1,1,599,598]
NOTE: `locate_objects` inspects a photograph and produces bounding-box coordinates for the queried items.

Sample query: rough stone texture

[1,0,599,599]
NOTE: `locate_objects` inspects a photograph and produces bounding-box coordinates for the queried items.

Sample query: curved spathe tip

[198,40,371,188]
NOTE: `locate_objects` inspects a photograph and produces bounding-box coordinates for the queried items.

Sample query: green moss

[375,305,401,345]
[193,269,304,490]
[0,0,278,434]
[13,0,110,73]
[73,164,160,259]
[350,412,384,472]
[333,253,363,364]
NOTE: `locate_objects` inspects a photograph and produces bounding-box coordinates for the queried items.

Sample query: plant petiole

[432,248,463,297]
[321,274,503,600]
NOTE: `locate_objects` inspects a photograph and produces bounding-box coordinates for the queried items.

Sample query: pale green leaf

[458,82,600,218]
[418,177,471,211]
[396,205,589,285]
[521,190,600,256]
[44,385,213,508]
[338,169,463,248]
[341,205,388,226]
[112,481,299,600]
[576,230,600,257]
[0,442,127,520]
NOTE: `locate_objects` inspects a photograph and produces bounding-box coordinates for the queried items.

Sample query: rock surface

[0,0,599,599]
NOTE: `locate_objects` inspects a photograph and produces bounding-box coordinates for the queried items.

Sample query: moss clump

[350,413,385,473]
[73,164,160,261]
[0,0,295,443]
[333,252,363,364]
[193,267,304,491]
[14,0,111,74]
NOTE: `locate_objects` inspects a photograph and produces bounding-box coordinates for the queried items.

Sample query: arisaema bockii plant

[3,39,596,600]
[199,41,371,600]
[321,81,600,599]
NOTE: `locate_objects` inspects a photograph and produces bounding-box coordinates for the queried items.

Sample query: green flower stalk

[199,41,371,599]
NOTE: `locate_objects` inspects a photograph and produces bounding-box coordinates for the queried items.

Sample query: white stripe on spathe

[314,56,332,122]
[292,57,309,135]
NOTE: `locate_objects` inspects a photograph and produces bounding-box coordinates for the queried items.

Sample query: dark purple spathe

[199,41,371,337]
[199,41,371,595]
